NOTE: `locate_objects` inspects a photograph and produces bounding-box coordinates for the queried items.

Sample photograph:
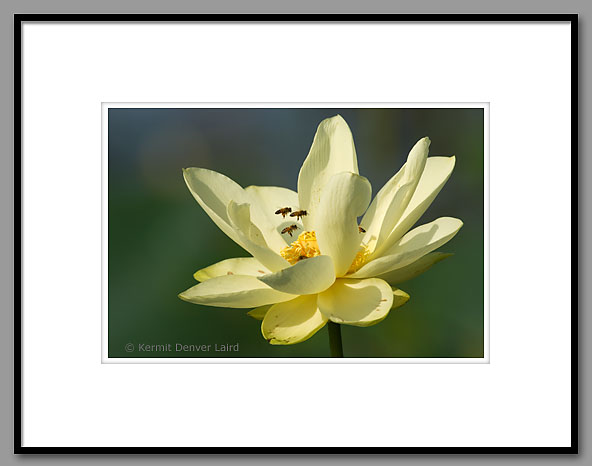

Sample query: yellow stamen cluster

[280,231,321,264]
[280,230,370,274]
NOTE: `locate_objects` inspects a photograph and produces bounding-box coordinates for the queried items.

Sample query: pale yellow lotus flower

[179,115,462,347]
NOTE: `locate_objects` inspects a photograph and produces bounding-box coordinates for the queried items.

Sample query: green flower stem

[328,321,344,358]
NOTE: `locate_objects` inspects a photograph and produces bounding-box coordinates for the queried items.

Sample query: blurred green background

[108,108,484,358]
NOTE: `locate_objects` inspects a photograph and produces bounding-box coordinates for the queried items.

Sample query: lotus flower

[179,115,462,351]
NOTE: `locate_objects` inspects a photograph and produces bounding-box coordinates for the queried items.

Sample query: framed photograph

[16,14,577,452]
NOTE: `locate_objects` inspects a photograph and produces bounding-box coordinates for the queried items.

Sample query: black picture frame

[13,13,579,454]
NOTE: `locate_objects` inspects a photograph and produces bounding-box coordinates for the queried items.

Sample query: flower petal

[179,275,295,308]
[258,255,335,295]
[349,217,463,278]
[261,295,327,345]
[193,257,270,282]
[377,252,453,285]
[318,278,393,327]
[373,156,456,257]
[360,138,430,254]
[183,168,249,248]
[314,172,372,277]
[297,115,359,230]
[391,288,410,310]
[227,201,289,272]
[245,185,300,250]
[247,305,271,321]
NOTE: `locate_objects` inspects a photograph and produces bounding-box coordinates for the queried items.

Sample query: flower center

[280,231,321,264]
[280,231,370,275]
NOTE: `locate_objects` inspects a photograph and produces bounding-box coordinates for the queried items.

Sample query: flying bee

[281,224,299,237]
[289,210,308,221]
[275,207,292,218]
[358,226,366,233]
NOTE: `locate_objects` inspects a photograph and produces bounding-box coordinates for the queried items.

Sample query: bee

[298,255,308,261]
[281,224,299,237]
[358,226,366,233]
[289,210,308,221]
[274,207,292,218]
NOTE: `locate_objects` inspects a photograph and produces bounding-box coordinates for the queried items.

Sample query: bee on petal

[275,207,292,218]
[289,210,308,221]
[358,226,366,233]
[281,224,298,237]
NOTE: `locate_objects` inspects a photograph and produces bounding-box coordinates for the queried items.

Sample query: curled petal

[258,255,335,295]
[194,257,270,282]
[262,295,327,345]
[318,278,393,327]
